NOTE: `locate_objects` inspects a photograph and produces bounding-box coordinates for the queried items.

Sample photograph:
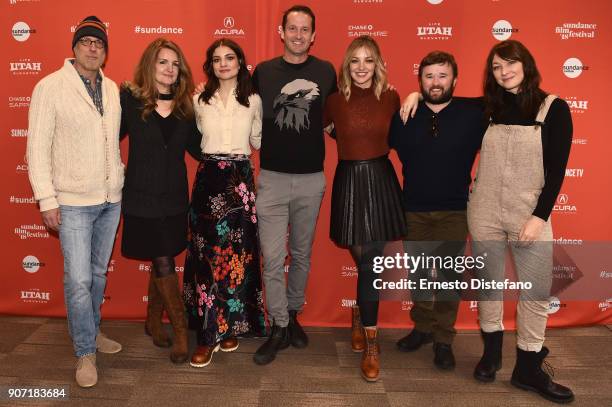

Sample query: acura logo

[224,17,235,28]
[557,194,569,204]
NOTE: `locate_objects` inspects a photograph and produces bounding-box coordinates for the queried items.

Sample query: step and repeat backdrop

[3,0,611,328]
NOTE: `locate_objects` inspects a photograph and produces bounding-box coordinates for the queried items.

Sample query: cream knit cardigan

[27,59,124,212]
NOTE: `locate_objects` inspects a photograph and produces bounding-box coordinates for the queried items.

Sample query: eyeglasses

[78,38,105,49]
[430,113,439,138]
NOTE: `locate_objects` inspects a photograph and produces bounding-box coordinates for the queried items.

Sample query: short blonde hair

[338,35,387,101]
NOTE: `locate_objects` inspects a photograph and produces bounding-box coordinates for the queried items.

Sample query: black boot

[253,323,291,365]
[433,342,456,370]
[474,330,503,382]
[396,329,433,352]
[288,310,308,348]
[511,347,574,404]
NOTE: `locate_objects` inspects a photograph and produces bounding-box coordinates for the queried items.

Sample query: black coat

[120,88,202,218]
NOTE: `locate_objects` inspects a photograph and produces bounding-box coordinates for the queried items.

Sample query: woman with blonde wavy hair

[120,38,202,364]
[324,35,407,382]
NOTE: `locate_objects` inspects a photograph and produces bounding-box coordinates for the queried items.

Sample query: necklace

[158,93,174,101]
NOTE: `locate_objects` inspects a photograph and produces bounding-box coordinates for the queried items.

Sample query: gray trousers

[255,169,326,327]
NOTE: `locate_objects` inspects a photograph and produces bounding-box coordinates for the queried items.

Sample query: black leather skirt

[330,154,407,246]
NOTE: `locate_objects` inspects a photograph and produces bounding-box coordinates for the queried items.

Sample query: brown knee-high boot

[154,273,188,363]
[145,274,172,348]
[351,305,365,352]
[361,327,380,382]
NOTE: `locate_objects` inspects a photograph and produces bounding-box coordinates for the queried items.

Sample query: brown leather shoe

[360,327,380,382]
[190,344,220,368]
[145,274,171,348]
[220,337,239,352]
[154,274,189,363]
[351,306,365,353]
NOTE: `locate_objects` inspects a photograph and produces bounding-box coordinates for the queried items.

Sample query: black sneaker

[433,342,456,370]
[396,329,433,352]
[288,310,308,348]
[253,324,290,365]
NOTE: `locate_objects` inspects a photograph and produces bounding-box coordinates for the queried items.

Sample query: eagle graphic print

[273,79,320,133]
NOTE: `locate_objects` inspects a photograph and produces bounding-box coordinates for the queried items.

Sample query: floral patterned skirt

[183,154,266,346]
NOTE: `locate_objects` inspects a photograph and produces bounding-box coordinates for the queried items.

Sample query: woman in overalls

[468,40,574,403]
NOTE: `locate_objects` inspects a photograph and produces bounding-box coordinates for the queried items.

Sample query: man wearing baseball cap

[27,15,123,388]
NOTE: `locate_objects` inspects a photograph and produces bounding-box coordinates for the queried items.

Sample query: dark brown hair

[282,5,315,32]
[418,51,457,78]
[483,40,547,121]
[199,38,255,108]
[125,38,194,120]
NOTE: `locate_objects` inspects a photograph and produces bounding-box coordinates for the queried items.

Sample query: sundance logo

[12,21,36,42]
[10,128,28,138]
[341,298,357,308]
[417,23,452,40]
[214,16,245,36]
[10,59,42,75]
[491,20,518,41]
[21,289,50,303]
[553,193,577,214]
[348,24,388,38]
[563,58,589,79]
[22,255,44,273]
[427,0,444,3]
[547,296,567,314]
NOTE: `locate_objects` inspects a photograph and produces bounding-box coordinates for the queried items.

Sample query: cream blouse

[193,90,262,155]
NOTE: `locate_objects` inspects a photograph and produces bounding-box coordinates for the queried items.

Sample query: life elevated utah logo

[214,16,245,37]
[417,23,452,40]
[564,96,588,114]
[10,59,41,75]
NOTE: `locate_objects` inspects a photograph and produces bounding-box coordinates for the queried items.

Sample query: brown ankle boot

[154,274,188,363]
[361,327,380,382]
[145,274,172,348]
[351,306,365,352]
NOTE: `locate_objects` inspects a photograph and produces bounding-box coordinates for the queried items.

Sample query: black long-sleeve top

[120,88,202,218]
[491,92,573,220]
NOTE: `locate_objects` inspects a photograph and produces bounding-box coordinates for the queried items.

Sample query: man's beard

[421,83,454,105]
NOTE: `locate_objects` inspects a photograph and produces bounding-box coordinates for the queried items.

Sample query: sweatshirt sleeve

[27,79,59,212]
[250,94,262,150]
[532,98,573,220]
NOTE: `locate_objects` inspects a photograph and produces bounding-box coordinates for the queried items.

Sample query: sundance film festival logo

[214,16,245,37]
[10,128,28,138]
[12,21,36,42]
[553,194,577,214]
[348,23,388,38]
[492,20,518,41]
[553,264,576,280]
[10,59,41,75]
[22,255,45,273]
[9,96,30,109]
[14,224,49,240]
[417,23,452,40]
[563,58,589,79]
[564,96,588,113]
[555,22,596,40]
[21,289,50,303]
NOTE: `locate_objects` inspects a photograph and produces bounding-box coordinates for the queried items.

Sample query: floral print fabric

[184,156,266,345]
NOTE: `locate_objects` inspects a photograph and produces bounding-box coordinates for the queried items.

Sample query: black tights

[349,242,381,327]
[152,256,176,278]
